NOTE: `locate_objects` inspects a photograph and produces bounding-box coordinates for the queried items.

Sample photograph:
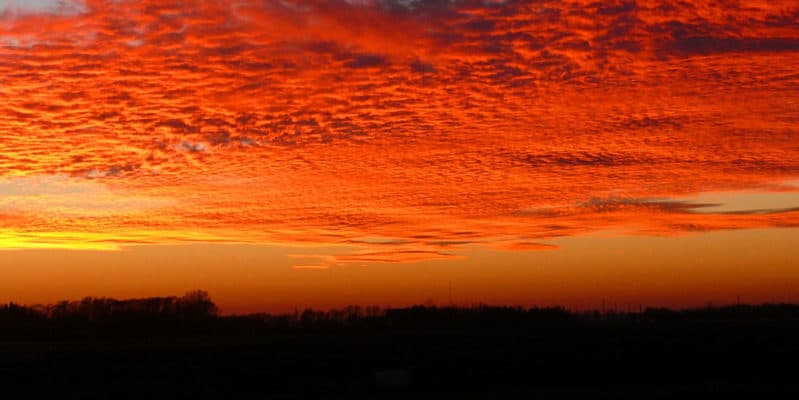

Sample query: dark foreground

[2,294,798,398]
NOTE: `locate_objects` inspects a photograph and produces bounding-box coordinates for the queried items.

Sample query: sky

[0,0,798,313]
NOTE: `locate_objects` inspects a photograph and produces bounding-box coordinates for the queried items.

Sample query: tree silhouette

[178,290,218,317]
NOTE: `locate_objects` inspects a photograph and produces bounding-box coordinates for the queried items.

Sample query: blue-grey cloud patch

[344,53,389,69]
[157,119,198,134]
[0,0,85,16]
[178,141,207,152]
[516,151,659,168]
[410,59,436,74]
[578,197,718,214]
[663,36,799,57]
[680,191,799,215]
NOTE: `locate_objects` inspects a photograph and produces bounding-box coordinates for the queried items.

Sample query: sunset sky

[1,0,798,313]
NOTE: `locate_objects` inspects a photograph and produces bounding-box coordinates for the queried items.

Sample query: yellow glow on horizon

[1,228,798,314]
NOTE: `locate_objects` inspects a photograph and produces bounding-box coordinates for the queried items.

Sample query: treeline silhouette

[3,290,217,320]
[2,292,799,397]
[5,291,799,337]
[1,290,219,339]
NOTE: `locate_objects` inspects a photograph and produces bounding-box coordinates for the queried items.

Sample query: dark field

[1,294,798,398]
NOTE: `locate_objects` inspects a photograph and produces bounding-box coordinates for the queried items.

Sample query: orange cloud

[0,0,798,261]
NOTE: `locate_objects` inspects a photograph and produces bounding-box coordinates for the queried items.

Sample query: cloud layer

[1,0,798,261]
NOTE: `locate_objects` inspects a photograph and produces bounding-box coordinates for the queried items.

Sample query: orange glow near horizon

[1,0,798,311]
[2,228,798,314]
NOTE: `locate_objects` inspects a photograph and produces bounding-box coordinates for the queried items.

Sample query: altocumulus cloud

[0,0,797,258]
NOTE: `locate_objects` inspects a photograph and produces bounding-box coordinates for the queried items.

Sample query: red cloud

[0,0,797,258]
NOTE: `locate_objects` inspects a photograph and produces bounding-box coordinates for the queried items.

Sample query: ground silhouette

[1,292,798,397]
